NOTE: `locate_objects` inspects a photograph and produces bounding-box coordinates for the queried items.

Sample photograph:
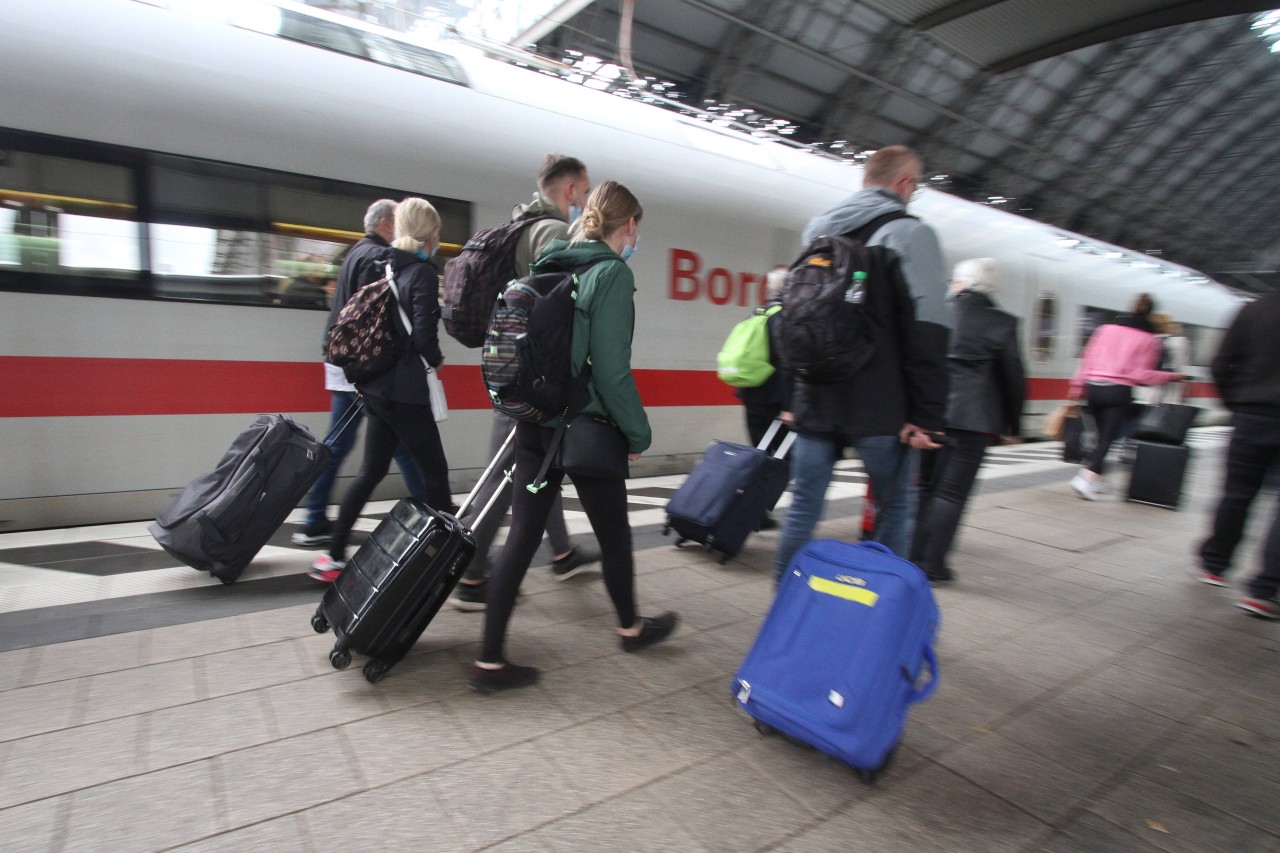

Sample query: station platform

[0,428,1276,852]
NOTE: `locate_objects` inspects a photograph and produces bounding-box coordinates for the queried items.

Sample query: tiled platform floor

[0,430,1276,852]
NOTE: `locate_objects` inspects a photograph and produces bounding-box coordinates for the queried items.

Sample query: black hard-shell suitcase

[311,430,513,682]
[663,421,795,563]
[1126,440,1190,509]
[149,401,363,583]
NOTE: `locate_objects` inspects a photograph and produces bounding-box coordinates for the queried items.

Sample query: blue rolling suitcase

[733,540,939,781]
[663,421,794,563]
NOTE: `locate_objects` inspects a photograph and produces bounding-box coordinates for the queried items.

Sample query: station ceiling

[525,0,1280,293]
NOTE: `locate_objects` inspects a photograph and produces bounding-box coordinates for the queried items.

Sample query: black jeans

[911,429,991,576]
[1199,412,1280,600]
[330,395,452,560]
[744,402,783,451]
[481,421,637,663]
[1084,383,1133,475]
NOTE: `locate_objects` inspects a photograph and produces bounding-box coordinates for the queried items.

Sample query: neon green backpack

[716,304,781,388]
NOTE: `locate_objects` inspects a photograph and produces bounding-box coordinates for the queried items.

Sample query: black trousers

[744,402,783,451]
[911,429,991,576]
[1084,383,1133,475]
[330,395,452,559]
[481,421,637,663]
[1199,412,1280,600]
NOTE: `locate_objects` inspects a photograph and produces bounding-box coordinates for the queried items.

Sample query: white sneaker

[1071,475,1095,501]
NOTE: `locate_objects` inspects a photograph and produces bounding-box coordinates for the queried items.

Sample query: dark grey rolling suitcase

[1126,441,1190,509]
[310,430,512,682]
[150,401,363,583]
[663,421,795,563]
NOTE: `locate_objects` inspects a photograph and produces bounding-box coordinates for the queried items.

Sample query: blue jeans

[302,390,426,529]
[774,433,918,583]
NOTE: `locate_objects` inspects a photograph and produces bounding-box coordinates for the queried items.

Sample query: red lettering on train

[669,249,701,301]
[668,249,767,306]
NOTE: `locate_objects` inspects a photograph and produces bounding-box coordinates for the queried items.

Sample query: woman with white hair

[910,258,1025,583]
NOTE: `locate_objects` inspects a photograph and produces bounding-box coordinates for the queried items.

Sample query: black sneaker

[451,579,487,612]
[468,661,540,693]
[291,519,332,547]
[759,515,778,531]
[550,546,599,581]
[925,565,955,584]
[621,612,679,652]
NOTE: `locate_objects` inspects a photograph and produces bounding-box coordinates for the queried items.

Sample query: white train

[0,0,1243,532]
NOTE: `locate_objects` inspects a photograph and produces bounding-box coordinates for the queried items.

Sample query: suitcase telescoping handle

[758,419,797,459]
[454,427,517,524]
[324,397,365,447]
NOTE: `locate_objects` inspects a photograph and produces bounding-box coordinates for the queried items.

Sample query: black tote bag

[1133,403,1197,445]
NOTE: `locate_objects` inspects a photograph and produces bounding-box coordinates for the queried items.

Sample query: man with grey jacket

[776,145,951,576]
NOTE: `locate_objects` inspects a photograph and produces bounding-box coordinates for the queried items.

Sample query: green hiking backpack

[716,304,781,388]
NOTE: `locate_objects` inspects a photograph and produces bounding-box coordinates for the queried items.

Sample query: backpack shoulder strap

[845,209,915,245]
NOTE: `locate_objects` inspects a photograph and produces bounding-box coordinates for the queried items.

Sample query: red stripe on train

[1,356,1216,418]
[2,356,740,417]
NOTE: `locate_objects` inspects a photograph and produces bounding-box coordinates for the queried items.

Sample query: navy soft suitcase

[733,539,939,781]
[310,430,512,683]
[663,421,794,563]
[150,400,364,583]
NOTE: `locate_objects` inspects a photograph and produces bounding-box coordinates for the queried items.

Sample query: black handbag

[1133,403,1197,445]
[559,413,630,480]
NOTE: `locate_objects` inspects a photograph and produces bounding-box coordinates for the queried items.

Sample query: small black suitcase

[663,421,795,563]
[1126,440,1190,509]
[311,429,513,682]
[150,401,363,583]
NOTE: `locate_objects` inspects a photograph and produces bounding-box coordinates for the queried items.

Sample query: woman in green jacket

[471,181,678,693]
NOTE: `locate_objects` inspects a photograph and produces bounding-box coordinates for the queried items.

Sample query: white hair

[765,267,788,297]
[952,257,1002,295]
[363,198,397,232]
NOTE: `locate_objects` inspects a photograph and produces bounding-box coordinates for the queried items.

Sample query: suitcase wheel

[854,745,898,785]
[674,538,687,548]
[662,524,670,536]
[329,647,352,670]
[310,606,330,634]
[753,719,775,736]
[363,660,389,684]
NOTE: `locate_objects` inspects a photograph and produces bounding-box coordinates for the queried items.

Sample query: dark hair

[1131,292,1155,317]
[575,180,642,242]
[538,154,587,193]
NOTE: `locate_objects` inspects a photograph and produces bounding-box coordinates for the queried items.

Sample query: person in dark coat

[310,197,453,582]
[1197,290,1280,619]
[911,258,1026,583]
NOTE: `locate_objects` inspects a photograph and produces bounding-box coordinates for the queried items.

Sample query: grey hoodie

[802,187,950,329]
[511,192,570,278]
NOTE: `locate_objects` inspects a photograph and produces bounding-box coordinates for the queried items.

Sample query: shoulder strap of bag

[387,260,434,376]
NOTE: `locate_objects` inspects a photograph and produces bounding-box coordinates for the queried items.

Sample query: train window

[145,153,469,307]
[274,9,466,87]
[0,129,469,308]
[1077,305,1121,356]
[1034,294,1056,361]
[0,149,140,289]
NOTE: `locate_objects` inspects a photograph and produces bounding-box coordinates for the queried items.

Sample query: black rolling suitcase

[1126,440,1190,509]
[310,430,513,682]
[150,401,364,583]
[663,421,795,563]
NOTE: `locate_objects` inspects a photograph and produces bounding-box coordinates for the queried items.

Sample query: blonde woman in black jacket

[911,258,1025,583]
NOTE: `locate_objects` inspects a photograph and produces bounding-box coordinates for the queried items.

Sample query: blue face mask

[620,234,639,263]
[416,246,434,261]
[568,204,582,225]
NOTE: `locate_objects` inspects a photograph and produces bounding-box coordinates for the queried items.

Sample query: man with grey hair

[293,198,426,549]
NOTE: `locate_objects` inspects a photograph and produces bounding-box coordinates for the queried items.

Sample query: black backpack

[481,260,599,423]
[441,214,554,348]
[779,212,910,384]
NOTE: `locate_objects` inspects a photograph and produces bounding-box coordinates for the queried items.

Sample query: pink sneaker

[308,555,347,583]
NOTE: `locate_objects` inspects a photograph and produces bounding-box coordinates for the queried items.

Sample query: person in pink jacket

[1067,293,1187,500]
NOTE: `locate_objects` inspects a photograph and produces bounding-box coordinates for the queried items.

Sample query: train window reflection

[1034,294,1056,361]
[1077,305,1121,357]
[59,215,141,271]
